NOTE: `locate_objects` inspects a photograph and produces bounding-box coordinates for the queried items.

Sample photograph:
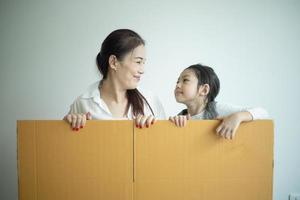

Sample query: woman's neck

[100,78,127,104]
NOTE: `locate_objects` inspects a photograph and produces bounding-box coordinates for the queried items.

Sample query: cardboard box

[17,120,273,200]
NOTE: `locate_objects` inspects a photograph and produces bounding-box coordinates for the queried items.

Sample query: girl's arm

[215,103,270,139]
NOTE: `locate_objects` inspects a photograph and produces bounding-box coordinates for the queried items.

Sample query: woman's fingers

[71,115,77,129]
[65,114,72,123]
[145,115,155,128]
[135,115,155,128]
[86,112,92,120]
[76,115,83,130]
[63,113,90,131]
[81,114,87,128]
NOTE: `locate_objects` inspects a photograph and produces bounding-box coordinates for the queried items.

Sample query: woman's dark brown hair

[96,29,154,117]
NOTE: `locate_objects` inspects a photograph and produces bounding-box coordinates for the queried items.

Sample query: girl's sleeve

[216,103,270,120]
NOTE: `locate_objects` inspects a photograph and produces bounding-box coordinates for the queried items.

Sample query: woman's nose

[138,69,144,74]
[138,65,145,74]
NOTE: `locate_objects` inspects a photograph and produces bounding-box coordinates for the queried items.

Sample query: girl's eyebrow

[182,75,190,78]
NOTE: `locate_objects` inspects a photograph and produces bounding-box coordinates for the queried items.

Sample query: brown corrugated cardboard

[134,120,273,200]
[17,120,273,200]
[17,120,134,200]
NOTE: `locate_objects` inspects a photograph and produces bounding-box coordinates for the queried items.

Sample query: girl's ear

[198,84,210,96]
[108,55,119,71]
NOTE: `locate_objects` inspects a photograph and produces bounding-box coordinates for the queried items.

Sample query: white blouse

[68,81,166,120]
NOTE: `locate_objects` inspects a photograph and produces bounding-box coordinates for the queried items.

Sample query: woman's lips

[134,75,141,81]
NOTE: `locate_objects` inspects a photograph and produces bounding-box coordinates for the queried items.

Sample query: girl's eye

[183,79,189,82]
[137,61,141,64]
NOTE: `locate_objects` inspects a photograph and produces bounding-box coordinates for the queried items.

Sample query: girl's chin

[175,98,185,104]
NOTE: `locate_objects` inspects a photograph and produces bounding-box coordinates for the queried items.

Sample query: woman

[65,29,166,131]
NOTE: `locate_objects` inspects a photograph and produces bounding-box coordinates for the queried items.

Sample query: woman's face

[174,69,200,104]
[116,45,146,89]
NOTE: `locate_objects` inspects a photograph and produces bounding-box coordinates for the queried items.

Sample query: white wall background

[1,0,299,199]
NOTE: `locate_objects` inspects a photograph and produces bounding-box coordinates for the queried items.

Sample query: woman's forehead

[131,45,146,59]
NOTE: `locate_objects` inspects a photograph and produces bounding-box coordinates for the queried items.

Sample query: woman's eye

[183,79,189,82]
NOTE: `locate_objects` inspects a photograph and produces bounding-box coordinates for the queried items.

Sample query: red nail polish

[76,128,79,131]
[139,126,142,129]
[80,126,83,128]
[146,124,149,128]
[151,121,154,125]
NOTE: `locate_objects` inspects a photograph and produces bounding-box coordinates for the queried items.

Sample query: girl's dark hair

[187,64,220,119]
[96,29,154,117]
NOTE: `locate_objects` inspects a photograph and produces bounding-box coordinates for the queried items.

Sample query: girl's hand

[135,114,155,128]
[169,114,191,127]
[64,112,92,131]
[216,113,242,139]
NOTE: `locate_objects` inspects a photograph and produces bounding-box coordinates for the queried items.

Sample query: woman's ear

[108,55,119,71]
[198,84,210,96]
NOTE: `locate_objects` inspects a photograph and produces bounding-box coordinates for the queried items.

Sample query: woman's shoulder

[78,81,100,99]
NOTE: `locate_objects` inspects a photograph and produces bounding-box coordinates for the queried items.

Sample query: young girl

[169,64,269,139]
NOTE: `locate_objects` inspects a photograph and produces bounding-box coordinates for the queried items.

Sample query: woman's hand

[216,112,247,140]
[134,114,156,128]
[64,112,92,131]
[169,114,191,127]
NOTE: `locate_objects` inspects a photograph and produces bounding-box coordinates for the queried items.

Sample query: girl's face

[174,69,200,104]
[114,45,146,89]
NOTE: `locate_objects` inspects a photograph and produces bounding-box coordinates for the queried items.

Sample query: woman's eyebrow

[134,57,144,60]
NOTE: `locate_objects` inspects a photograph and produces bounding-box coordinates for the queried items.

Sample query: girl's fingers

[225,129,232,139]
[183,116,187,127]
[219,127,227,138]
[186,114,191,120]
[231,127,238,139]
[216,123,224,134]
[174,116,180,127]
[179,116,183,127]
[169,116,175,123]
